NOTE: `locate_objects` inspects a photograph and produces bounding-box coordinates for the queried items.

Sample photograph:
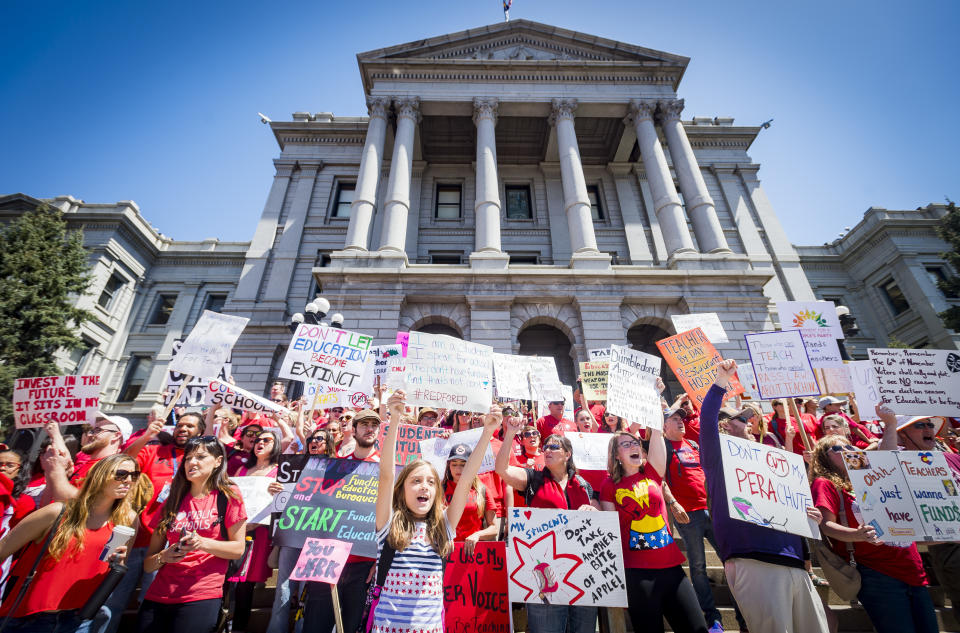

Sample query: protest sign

[376,423,446,465]
[166,339,232,406]
[303,381,372,411]
[670,313,729,344]
[744,331,820,399]
[279,324,373,391]
[507,507,627,607]
[538,385,574,423]
[776,301,844,339]
[168,310,248,378]
[605,345,661,429]
[588,348,611,360]
[204,379,285,415]
[895,451,960,541]
[369,344,405,389]
[396,331,409,357]
[868,348,960,416]
[848,360,882,416]
[737,363,759,400]
[796,330,844,369]
[443,542,511,633]
[656,328,743,407]
[290,538,353,584]
[821,364,854,395]
[233,475,276,525]
[404,332,493,412]
[843,450,932,543]
[493,354,559,401]
[12,375,100,428]
[719,434,816,538]
[274,455,313,513]
[566,432,612,470]
[420,427,496,476]
[579,361,608,401]
[275,457,379,556]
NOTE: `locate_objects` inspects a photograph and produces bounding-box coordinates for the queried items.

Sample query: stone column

[659,99,731,253]
[470,98,510,269]
[344,96,390,251]
[550,99,600,254]
[378,97,420,254]
[627,100,695,255]
[264,161,321,302]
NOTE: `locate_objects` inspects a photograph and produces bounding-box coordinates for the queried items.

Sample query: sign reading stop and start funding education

[744,330,820,399]
[168,310,249,379]
[868,348,960,416]
[719,434,816,538]
[13,375,100,428]
[279,325,373,391]
[656,328,743,407]
[290,538,353,584]
[404,331,493,412]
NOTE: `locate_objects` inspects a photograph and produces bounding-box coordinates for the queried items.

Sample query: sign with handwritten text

[375,423,446,465]
[404,332,493,412]
[868,348,960,416]
[796,329,844,369]
[588,348,611,360]
[493,354,559,401]
[233,475,276,525]
[578,361,609,401]
[895,451,960,541]
[670,312,729,344]
[776,301,844,339]
[166,338,232,407]
[820,364,854,395]
[290,538,353,584]
[566,432,613,470]
[443,542,511,633]
[606,345,662,429]
[280,325,373,391]
[848,360,882,416]
[744,330,820,399]
[168,310,249,378]
[656,328,744,407]
[13,375,100,428]
[204,379,286,415]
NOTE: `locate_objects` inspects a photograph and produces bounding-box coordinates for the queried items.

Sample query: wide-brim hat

[895,415,946,436]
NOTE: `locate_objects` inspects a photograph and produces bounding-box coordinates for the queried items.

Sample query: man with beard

[42,412,132,502]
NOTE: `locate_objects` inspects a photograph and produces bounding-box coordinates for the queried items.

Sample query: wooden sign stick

[161,375,192,420]
[787,397,814,452]
[331,584,345,633]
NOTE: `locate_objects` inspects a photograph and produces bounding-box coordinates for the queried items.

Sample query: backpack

[664,438,698,486]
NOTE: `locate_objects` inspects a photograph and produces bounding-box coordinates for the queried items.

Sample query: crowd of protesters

[0,364,957,633]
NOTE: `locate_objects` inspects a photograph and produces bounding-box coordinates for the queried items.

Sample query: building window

[879,279,910,315]
[435,185,462,219]
[332,183,355,218]
[315,251,332,267]
[505,185,532,219]
[203,293,227,313]
[118,355,152,402]
[430,251,462,265]
[97,273,126,310]
[148,294,178,325]
[587,185,604,221]
[508,252,540,264]
[926,267,958,298]
[67,340,96,374]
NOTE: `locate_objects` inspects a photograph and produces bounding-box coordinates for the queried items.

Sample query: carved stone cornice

[658,98,684,123]
[366,96,391,121]
[549,98,577,126]
[472,97,499,127]
[393,97,421,124]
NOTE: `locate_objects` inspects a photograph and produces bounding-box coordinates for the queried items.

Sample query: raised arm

[0,501,63,560]
[646,427,667,478]
[494,414,529,491]
[376,390,404,531]
[446,406,500,530]
[875,404,899,451]
[125,414,164,458]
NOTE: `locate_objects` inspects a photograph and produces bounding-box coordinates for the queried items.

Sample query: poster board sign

[274,457,379,556]
[588,348,611,360]
[538,384,574,423]
[868,348,960,416]
[13,375,100,428]
[493,355,560,401]
[776,301,844,339]
[404,332,493,412]
[290,538,353,584]
[376,423,446,466]
[744,330,820,399]
[606,345,662,429]
[843,450,931,543]
[370,344,404,389]
[566,432,612,470]
[168,310,248,378]
[419,427,496,476]
[796,330,844,369]
[273,455,312,513]
[279,325,373,391]
[204,379,285,415]
[304,381,372,411]
[671,313,729,344]
[233,475,276,525]
[737,363,759,400]
[579,361,608,401]
[166,339,232,406]
[656,328,743,407]
[848,360,883,418]
[895,451,960,541]
[443,542,511,633]
[506,507,627,607]
[821,365,854,395]
[719,434,816,538]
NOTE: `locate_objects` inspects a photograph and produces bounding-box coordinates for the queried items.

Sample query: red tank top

[0,521,114,617]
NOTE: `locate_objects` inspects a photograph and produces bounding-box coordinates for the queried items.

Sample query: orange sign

[656,327,743,406]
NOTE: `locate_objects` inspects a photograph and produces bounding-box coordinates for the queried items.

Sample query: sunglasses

[730,416,749,424]
[912,421,937,429]
[255,437,274,444]
[307,437,325,444]
[243,431,260,438]
[521,431,540,438]
[114,469,141,482]
[828,445,856,453]
[543,444,563,451]
[420,414,438,420]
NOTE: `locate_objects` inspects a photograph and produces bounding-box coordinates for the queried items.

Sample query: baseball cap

[447,443,472,461]
[818,396,846,408]
[97,411,132,444]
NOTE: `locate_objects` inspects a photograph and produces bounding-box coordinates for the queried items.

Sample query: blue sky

[1,0,957,246]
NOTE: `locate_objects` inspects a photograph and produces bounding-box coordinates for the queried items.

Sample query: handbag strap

[0,504,66,632]
[375,541,396,587]
[833,483,857,565]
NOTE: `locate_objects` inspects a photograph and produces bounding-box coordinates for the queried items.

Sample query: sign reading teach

[279,325,373,390]
[744,330,820,399]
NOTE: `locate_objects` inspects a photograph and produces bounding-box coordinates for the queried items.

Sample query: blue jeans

[674,509,721,625]
[857,564,938,633]
[1,610,82,633]
[526,603,597,633]
[77,546,157,633]
[266,546,304,633]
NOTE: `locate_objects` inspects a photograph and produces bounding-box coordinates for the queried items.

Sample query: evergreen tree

[0,205,94,435]
[936,200,960,331]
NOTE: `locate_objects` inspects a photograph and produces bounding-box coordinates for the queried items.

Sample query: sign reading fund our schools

[280,325,373,390]
[404,331,493,411]
[13,375,100,428]
[167,310,249,378]
[744,330,820,399]
[719,434,816,538]
[275,457,379,557]
[868,348,960,416]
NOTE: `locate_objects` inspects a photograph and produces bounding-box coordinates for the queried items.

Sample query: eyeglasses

[114,469,141,482]
[0,462,21,470]
[543,444,563,451]
[86,426,119,436]
[828,445,856,453]
[912,421,937,429]
[255,437,274,444]
[618,439,642,450]
[521,431,540,438]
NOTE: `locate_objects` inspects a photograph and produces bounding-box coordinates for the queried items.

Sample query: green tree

[886,336,911,349]
[0,205,94,436]
[936,199,960,330]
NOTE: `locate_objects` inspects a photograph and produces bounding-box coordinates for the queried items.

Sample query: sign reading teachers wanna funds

[279,325,373,391]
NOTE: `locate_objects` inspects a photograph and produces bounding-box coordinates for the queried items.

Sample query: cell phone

[174,527,186,553]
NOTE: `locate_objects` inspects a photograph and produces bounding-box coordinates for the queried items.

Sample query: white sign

[821,364,854,395]
[744,330,820,399]
[588,348,611,360]
[606,345,662,429]
[12,375,101,428]
[842,449,923,543]
[848,360,883,417]
[204,379,286,415]
[719,434,816,538]
[419,427,496,476]
[168,310,249,378]
[506,507,627,607]
[868,348,960,416]
[671,313,729,344]
[538,384,574,423]
[493,354,559,401]
[736,363,759,400]
[280,325,374,391]
[304,381,371,410]
[404,332,493,412]
[369,345,403,379]
[166,339,232,406]
[233,475,276,525]
[776,300,844,339]
[895,451,960,541]
[566,432,612,470]
[797,329,844,369]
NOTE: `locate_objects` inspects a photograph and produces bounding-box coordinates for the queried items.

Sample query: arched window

[517,324,576,386]
[413,323,463,339]
[626,324,682,403]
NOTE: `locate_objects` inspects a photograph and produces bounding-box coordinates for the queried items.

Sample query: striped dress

[372,514,453,633]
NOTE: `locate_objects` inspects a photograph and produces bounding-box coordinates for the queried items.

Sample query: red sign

[443,542,511,633]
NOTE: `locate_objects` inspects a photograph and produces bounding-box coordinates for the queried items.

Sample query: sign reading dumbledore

[719,434,816,538]
[605,345,662,429]
[279,325,373,390]
[168,310,249,378]
[404,331,493,412]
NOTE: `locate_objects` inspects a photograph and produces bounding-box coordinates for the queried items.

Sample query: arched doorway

[517,324,576,386]
[413,323,462,339]
[626,324,682,402]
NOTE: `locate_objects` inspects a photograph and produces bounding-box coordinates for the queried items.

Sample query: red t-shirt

[144,488,247,603]
[682,413,701,443]
[510,451,544,507]
[767,414,819,454]
[536,415,578,439]
[70,453,104,489]
[665,439,707,512]
[811,478,926,586]
[445,480,497,541]
[523,468,591,510]
[600,465,685,570]
[134,444,184,548]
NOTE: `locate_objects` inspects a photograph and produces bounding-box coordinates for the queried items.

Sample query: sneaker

[708,621,724,633]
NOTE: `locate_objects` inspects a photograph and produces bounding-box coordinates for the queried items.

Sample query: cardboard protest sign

[868,348,960,416]
[13,375,100,428]
[843,450,931,543]
[273,455,313,513]
[168,310,248,378]
[656,328,743,407]
[204,379,285,415]
[588,348,611,360]
[670,313,729,344]
[848,360,882,416]
[279,325,373,391]
[530,374,565,404]
[493,354,550,400]
[719,434,816,538]
[736,363,759,400]
[420,427,496,476]
[166,339,232,406]
[566,432,612,470]
[275,457,379,556]
[444,542,511,633]
[404,332,493,412]
[606,345,662,429]
[744,331,820,399]
[376,423,446,465]
[895,451,960,541]
[233,476,276,525]
[796,330,844,369]
[776,300,844,339]
[290,538,353,584]
[507,507,627,607]
[369,344,405,389]
[579,361,608,401]
[821,364,854,395]
[304,381,372,411]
